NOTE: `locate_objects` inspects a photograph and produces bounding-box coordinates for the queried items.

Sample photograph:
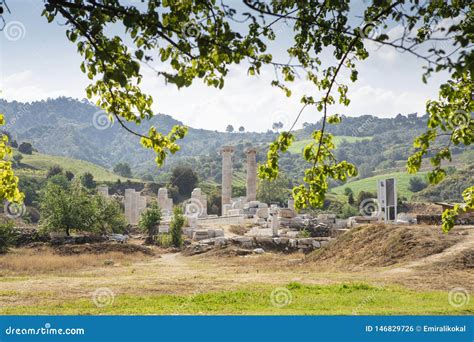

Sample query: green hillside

[331,171,428,199]
[17,151,137,182]
[288,136,373,154]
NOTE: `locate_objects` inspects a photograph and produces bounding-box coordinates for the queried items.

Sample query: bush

[170,206,184,248]
[0,221,17,254]
[138,202,162,242]
[155,233,172,248]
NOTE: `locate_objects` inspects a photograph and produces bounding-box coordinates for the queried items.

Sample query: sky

[0,0,450,132]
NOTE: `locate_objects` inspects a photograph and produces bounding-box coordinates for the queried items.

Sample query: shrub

[46,165,63,178]
[170,206,184,248]
[139,202,162,243]
[0,221,17,254]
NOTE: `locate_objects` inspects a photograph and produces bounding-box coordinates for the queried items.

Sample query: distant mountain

[0,97,275,172]
[1,97,471,184]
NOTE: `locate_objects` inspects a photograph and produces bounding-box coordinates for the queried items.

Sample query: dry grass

[0,247,150,275]
[308,224,463,269]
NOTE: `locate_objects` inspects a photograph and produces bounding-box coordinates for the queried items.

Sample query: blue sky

[0,0,449,132]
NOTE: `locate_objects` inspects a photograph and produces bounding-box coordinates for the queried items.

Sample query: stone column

[245,147,257,202]
[221,146,234,214]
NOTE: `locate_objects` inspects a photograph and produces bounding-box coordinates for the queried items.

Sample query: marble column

[245,147,257,202]
[221,146,234,214]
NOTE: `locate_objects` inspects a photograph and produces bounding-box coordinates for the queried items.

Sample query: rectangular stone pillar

[97,185,109,198]
[245,147,257,202]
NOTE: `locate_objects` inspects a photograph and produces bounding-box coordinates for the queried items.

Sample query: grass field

[288,136,373,154]
[331,171,428,199]
[1,282,470,315]
[18,151,138,182]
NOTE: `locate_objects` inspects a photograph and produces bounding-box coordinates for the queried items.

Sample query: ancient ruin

[220,146,234,215]
[157,187,173,217]
[245,147,257,202]
[124,189,147,225]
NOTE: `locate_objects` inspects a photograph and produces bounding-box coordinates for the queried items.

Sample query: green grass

[1,283,471,315]
[288,136,373,154]
[331,171,428,199]
[18,151,137,182]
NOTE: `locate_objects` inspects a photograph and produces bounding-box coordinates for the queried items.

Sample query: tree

[0,115,23,205]
[238,126,245,133]
[272,122,284,133]
[3,1,470,232]
[40,180,125,236]
[138,202,162,244]
[46,165,64,178]
[113,162,133,178]
[18,142,33,155]
[39,181,96,236]
[257,173,292,207]
[170,206,184,248]
[80,172,96,189]
[93,195,127,235]
[225,125,234,134]
[170,165,198,196]
[408,177,428,193]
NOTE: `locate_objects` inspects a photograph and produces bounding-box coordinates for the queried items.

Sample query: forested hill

[0,97,471,184]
